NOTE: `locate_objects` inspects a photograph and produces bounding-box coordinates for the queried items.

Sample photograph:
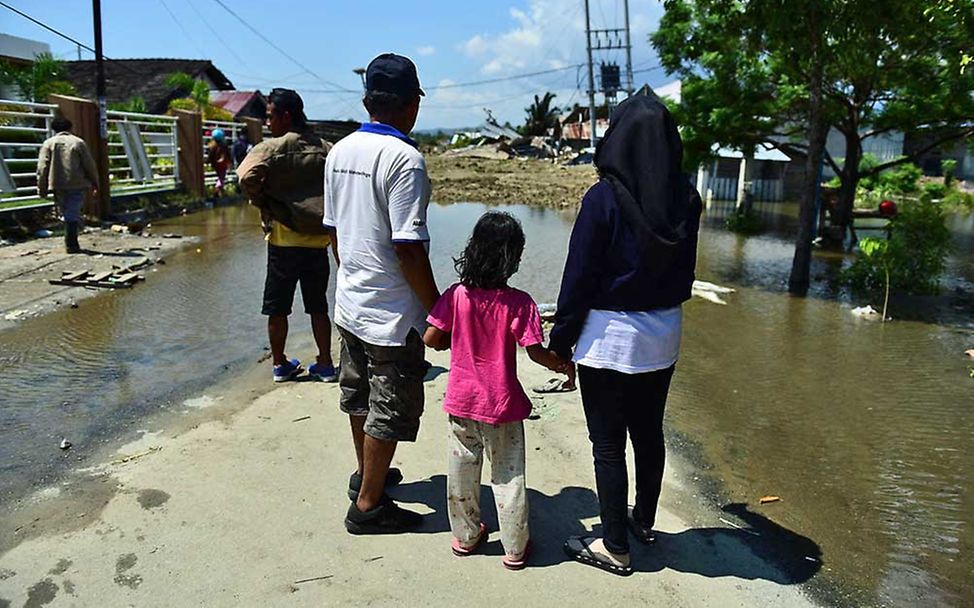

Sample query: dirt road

[0,347,818,607]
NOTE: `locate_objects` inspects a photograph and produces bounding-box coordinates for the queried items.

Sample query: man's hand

[393,241,439,312]
[422,326,450,351]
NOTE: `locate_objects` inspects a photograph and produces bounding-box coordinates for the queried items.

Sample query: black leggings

[578,364,675,554]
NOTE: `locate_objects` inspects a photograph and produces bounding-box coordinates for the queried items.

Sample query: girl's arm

[526,344,570,373]
[423,326,451,351]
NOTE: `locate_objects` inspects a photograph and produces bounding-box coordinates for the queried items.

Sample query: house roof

[63,59,235,114]
[715,143,791,163]
[308,120,361,143]
[211,90,265,116]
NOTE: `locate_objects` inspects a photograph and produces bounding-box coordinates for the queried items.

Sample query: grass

[0,198,53,212]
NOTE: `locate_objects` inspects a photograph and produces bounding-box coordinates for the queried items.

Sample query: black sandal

[627,507,657,544]
[563,536,633,576]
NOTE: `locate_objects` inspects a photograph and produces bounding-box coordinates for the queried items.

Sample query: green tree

[0,52,76,102]
[652,0,974,295]
[165,71,212,109]
[165,72,232,121]
[522,92,559,137]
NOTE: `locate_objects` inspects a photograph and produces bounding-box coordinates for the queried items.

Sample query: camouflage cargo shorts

[337,326,426,442]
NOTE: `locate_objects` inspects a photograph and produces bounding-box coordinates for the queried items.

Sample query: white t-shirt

[323,128,431,347]
[573,307,682,374]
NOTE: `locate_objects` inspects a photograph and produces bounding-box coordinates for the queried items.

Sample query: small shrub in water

[922,181,947,200]
[725,208,764,235]
[942,159,958,188]
[843,197,951,295]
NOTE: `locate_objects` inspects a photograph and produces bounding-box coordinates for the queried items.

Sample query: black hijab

[594,93,698,273]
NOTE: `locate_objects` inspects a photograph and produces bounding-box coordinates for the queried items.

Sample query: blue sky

[1,0,669,129]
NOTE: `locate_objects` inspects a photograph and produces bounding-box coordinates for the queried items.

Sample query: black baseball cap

[366,53,425,97]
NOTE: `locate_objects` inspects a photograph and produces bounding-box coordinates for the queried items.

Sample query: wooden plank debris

[49,261,152,289]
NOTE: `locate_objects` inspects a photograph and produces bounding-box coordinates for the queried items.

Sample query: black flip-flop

[563,536,633,576]
[627,507,657,544]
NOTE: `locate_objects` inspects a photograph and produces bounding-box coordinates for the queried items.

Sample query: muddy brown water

[1,201,972,606]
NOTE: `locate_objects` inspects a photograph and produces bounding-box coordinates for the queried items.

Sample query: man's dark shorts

[337,326,426,442]
[261,244,329,316]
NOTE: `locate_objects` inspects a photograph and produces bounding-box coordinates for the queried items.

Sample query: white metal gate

[0,100,57,211]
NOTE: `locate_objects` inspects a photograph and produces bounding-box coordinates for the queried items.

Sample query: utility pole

[92,0,110,217]
[623,0,633,94]
[584,0,597,149]
[583,0,635,147]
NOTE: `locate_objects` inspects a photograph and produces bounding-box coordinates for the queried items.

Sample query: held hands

[526,344,576,391]
[551,352,576,390]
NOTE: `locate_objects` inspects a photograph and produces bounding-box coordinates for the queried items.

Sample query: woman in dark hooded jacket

[550,93,702,576]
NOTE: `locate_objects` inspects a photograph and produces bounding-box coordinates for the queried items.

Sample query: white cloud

[459,34,489,56]
[417,45,436,57]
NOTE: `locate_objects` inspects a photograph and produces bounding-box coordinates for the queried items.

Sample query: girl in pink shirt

[424,211,571,570]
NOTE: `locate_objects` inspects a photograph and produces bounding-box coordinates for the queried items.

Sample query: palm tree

[522,92,559,137]
[0,52,76,102]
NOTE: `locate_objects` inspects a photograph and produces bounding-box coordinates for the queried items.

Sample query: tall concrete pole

[92,0,110,217]
[584,0,597,148]
[623,0,634,94]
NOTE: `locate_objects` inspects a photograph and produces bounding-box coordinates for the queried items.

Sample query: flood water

[1,201,972,606]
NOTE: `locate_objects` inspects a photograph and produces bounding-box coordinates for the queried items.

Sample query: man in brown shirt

[37,116,99,253]
[237,88,338,383]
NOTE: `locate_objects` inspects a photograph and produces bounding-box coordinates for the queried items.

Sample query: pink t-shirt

[427,283,544,424]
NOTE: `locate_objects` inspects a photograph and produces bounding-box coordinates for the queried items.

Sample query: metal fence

[696,175,785,203]
[202,119,245,189]
[0,100,57,211]
[106,110,179,196]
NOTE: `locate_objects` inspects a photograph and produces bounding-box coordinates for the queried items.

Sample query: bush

[943,189,974,212]
[942,159,958,188]
[725,208,764,234]
[922,181,948,200]
[843,197,951,295]
[877,163,922,193]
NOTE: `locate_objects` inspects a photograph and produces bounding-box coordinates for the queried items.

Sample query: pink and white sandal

[452,523,487,557]
[502,540,532,571]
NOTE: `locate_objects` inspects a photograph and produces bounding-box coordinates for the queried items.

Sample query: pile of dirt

[427,155,596,209]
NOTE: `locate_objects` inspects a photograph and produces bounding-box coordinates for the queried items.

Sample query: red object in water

[879,200,897,217]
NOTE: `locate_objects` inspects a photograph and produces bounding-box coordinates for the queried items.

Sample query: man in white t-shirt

[324,53,439,535]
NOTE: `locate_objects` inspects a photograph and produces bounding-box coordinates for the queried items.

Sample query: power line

[210,0,356,93]
[301,64,586,95]
[158,0,208,58]
[0,1,142,74]
[183,0,247,67]
[0,1,95,56]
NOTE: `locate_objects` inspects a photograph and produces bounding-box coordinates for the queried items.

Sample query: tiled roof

[211,90,264,116]
[63,59,234,114]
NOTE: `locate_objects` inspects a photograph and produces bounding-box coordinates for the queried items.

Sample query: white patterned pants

[447,416,530,557]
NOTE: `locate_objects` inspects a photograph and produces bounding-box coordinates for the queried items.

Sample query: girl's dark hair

[454,212,526,289]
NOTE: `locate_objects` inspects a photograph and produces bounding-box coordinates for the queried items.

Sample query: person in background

[207,128,230,196]
[324,53,437,534]
[237,88,339,383]
[36,116,99,254]
[550,94,702,576]
[232,131,252,166]
[424,211,572,570]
